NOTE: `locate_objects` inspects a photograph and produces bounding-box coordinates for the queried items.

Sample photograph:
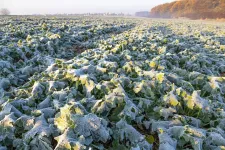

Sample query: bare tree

[0,8,10,16]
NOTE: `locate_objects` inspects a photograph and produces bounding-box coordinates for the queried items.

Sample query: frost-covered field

[0,16,225,150]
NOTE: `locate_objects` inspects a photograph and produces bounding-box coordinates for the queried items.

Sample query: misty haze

[0,0,225,150]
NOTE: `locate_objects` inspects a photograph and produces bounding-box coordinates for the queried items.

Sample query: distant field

[0,16,225,150]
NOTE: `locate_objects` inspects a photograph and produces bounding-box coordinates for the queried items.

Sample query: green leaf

[146,135,155,144]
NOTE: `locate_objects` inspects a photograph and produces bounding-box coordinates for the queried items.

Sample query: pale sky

[0,0,174,15]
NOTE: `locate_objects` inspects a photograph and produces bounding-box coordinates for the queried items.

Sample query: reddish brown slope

[150,0,225,19]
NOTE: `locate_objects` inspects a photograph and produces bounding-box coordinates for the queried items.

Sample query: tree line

[0,8,10,15]
[150,0,225,19]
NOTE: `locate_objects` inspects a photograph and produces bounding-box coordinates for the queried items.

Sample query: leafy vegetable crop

[0,16,225,150]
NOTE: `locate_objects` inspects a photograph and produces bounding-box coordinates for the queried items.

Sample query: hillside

[150,0,225,19]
